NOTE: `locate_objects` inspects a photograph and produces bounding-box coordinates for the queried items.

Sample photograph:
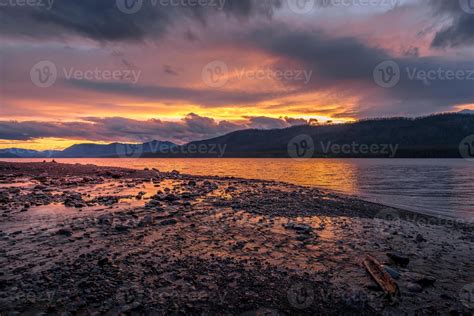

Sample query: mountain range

[1,112,474,158]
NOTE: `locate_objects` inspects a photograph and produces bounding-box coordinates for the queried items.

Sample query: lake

[2,158,473,222]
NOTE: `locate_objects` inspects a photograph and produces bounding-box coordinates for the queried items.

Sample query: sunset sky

[0,0,473,150]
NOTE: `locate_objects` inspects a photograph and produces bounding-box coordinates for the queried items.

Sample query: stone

[382,265,401,280]
[164,194,179,202]
[387,252,410,267]
[406,282,423,293]
[415,234,427,243]
[56,228,72,237]
[98,257,110,266]
[160,219,177,226]
[285,223,312,234]
[115,225,130,232]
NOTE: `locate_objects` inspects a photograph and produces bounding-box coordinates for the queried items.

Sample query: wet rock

[382,265,401,280]
[34,184,47,191]
[95,196,119,206]
[98,215,113,226]
[284,223,312,234]
[180,192,192,199]
[415,234,426,243]
[164,194,179,202]
[115,224,130,232]
[387,252,410,267]
[232,241,246,250]
[135,192,146,200]
[406,282,423,293]
[405,272,436,287]
[0,191,10,203]
[145,199,162,209]
[138,215,154,227]
[98,257,110,266]
[34,174,49,182]
[64,193,86,208]
[296,235,310,241]
[171,170,180,175]
[160,219,177,226]
[56,229,72,237]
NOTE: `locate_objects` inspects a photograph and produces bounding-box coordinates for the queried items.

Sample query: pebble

[387,252,410,267]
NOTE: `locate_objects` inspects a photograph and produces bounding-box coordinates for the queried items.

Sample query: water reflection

[1,158,473,221]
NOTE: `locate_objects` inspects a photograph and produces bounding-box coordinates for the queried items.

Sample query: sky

[0,0,473,149]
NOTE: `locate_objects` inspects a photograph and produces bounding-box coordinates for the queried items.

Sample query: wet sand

[0,161,472,315]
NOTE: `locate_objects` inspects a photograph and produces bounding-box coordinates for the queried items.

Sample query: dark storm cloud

[246,27,389,83]
[431,14,474,48]
[0,113,307,143]
[428,0,474,48]
[240,26,474,110]
[0,0,281,41]
[56,25,473,112]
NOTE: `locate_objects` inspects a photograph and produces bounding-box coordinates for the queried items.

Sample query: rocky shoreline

[0,161,472,315]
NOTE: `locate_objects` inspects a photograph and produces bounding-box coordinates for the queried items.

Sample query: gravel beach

[0,161,472,315]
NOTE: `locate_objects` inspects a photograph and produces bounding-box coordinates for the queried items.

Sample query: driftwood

[363,255,398,296]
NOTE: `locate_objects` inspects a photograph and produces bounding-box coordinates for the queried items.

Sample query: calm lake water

[2,158,473,222]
